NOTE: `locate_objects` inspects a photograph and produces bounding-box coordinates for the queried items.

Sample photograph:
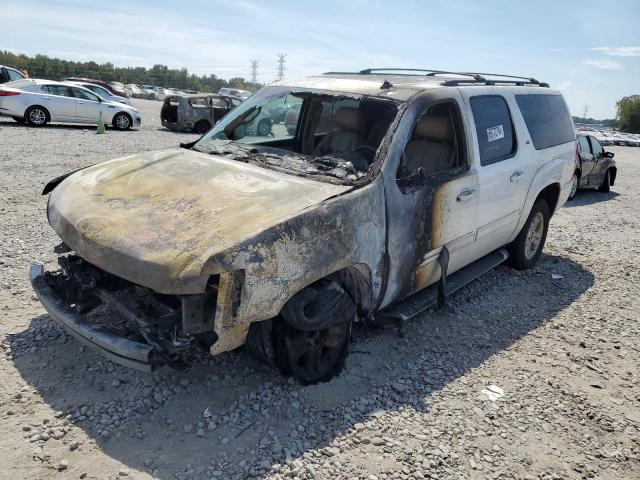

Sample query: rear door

[577,135,596,183]
[41,85,77,120]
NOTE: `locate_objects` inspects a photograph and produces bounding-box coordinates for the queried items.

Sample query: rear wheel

[113,112,132,130]
[568,173,579,200]
[598,169,611,193]
[25,106,49,127]
[508,198,550,270]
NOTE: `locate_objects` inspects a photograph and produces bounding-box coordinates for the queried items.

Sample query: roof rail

[323,68,485,80]
[460,72,544,84]
[441,79,550,88]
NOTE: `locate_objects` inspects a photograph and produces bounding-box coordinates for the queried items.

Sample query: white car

[65,81,131,105]
[218,87,251,99]
[0,79,141,129]
[153,87,174,101]
[621,133,640,146]
[125,84,145,98]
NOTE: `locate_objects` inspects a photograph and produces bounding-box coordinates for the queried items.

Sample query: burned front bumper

[29,264,160,371]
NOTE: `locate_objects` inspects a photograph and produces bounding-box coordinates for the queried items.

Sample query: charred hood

[47,148,350,293]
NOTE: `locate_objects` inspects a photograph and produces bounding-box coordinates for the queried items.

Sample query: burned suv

[31,69,576,383]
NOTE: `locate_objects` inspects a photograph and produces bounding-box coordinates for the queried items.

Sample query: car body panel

[47,148,351,294]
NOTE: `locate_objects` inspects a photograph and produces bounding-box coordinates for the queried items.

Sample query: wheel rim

[284,322,350,383]
[257,121,270,136]
[524,212,544,260]
[116,114,130,129]
[570,175,578,198]
[29,108,46,125]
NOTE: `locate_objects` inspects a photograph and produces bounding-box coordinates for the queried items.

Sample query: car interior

[398,101,466,179]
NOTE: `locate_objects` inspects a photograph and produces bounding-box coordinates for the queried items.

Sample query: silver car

[0,79,141,129]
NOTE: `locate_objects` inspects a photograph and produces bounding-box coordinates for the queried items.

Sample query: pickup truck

[30,69,576,384]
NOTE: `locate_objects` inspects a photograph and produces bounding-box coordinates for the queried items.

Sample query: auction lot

[1,99,639,480]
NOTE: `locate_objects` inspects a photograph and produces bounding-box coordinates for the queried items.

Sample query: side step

[379,248,509,322]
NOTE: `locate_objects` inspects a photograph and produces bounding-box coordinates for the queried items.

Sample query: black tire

[568,173,579,200]
[508,198,550,270]
[193,120,211,134]
[112,112,132,130]
[598,169,611,193]
[25,106,49,127]
[11,116,25,123]
[246,319,276,367]
[257,118,272,136]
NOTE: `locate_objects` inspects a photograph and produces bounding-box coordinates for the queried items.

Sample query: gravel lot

[1,99,639,480]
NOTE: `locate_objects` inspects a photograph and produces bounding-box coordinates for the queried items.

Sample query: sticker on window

[487,125,505,143]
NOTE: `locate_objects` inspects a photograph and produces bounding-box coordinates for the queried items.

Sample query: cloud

[591,46,640,57]
[582,59,623,70]
[557,80,572,91]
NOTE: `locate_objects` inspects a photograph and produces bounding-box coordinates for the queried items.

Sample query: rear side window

[470,95,516,166]
[42,85,74,97]
[515,94,574,150]
[8,68,23,81]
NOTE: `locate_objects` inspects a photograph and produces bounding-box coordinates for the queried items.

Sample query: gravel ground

[1,99,639,480]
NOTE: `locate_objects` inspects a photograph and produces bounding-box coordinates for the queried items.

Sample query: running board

[378,248,509,322]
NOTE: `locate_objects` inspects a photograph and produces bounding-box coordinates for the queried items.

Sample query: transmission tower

[582,105,589,119]
[250,59,258,84]
[277,54,287,81]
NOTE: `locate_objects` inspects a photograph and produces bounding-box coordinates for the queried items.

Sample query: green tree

[616,95,640,133]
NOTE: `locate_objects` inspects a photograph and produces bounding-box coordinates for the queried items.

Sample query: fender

[508,157,566,243]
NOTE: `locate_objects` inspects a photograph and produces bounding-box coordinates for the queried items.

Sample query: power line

[277,54,286,81]
[250,59,258,84]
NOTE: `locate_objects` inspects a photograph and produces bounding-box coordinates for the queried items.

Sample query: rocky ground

[1,100,639,480]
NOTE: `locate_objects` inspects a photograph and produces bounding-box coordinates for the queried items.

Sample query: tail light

[0,90,21,96]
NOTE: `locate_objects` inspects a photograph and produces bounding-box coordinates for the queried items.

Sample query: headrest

[334,107,364,131]
[414,115,452,141]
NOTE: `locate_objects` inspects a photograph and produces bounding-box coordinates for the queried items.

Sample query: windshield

[193,86,398,184]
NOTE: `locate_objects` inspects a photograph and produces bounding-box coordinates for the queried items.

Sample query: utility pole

[250,59,258,85]
[277,54,286,81]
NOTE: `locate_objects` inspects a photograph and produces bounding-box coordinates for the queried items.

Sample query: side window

[0,68,8,82]
[8,69,23,81]
[589,137,604,157]
[577,136,590,153]
[398,101,466,178]
[43,85,73,97]
[515,94,575,150]
[72,87,100,102]
[470,95,516,166]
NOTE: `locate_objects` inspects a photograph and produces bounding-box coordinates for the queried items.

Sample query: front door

[381,93,479,308]
[587,136,607,184]
[71,87,104,123]
[578,135,596,184]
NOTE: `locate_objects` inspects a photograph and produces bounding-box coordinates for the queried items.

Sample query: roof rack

[322,68,549,88]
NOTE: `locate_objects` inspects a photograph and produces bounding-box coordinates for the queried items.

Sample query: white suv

[31,69,576,383]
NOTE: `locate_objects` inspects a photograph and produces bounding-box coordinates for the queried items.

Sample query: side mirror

[605,151,614,159]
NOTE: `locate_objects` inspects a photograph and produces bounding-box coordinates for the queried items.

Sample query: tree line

[0,50,261,93]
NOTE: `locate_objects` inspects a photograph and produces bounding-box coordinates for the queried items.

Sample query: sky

[2,0,639,118]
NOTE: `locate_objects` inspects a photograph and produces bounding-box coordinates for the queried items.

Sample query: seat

[315,107,366,155]
[404,115,456,175]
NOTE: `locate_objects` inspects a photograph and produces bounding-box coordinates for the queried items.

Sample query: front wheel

[112,112,132,130]
[508,198,550,270]
[598,169,611,193]
[257,118,272,136]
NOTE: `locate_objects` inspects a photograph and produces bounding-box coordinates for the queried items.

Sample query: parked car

[161,94,241,133]
[125,84,145,98]
[153,87,174,101]
[30,69,576,384]
[0,79,140,129]
[108,81,127,94]
[218,87,251,99]
[571,134,617,199]
[620,133,640,146]
[66,77,130,101]
[591,131,612,146]
[140,85,156,99]
[0,65,26,84]
[65,81,131,105]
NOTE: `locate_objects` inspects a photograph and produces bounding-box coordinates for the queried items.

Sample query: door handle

[510,171,525,182]
[456,188,478,202]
